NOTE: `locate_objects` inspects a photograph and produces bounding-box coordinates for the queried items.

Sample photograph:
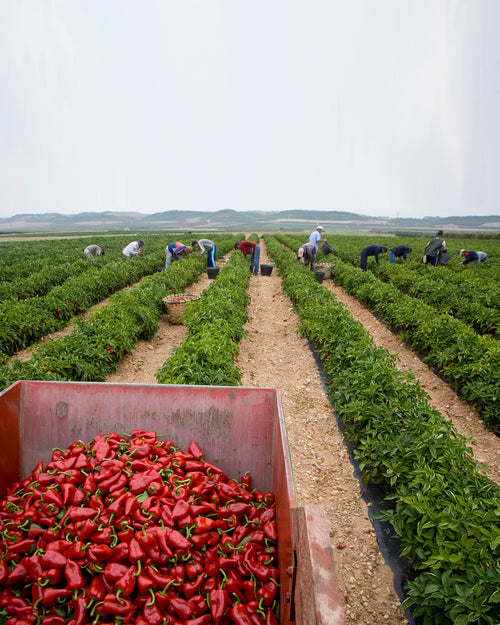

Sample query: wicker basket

[162,293,200,325]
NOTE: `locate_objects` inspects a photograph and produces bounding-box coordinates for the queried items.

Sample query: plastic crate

[0,381,345,625]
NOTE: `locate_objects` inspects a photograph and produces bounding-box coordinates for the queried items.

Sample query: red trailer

[0,381,345,625]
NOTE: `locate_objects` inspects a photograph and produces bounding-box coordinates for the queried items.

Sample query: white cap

[317,225,324,231]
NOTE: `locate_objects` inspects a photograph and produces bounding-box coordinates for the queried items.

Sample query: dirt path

[9,242,500,625]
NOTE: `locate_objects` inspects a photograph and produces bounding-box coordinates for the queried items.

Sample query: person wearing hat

[122,240,145,258]
[360,244,388,272]
[192,239,216,268]
[297,242,317,271]
[309,226,326,248]
[460,249,488,266]
[165,242,193,268]
[84,244,105,259]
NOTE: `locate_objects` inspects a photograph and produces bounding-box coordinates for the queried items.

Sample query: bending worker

[360,244,387,272]
[192,239,216,268]
[84,245,105,259]
[297,243,317,271]
[122,240,145,258]
[165,242,192,268]
[389,245,412,264]
[460,249,488,266]
[234,241,260,276]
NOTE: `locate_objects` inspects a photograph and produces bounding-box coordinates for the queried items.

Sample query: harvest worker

[84,245,105,259]
[192,239,216,268]
[165,242,192,268]
[309,226,326,248]
[460,249,488,266]
[122,240,145,258]
[297,242,317,271]
[234,241,260,275]
[423,231,446,266]
[389,245,412,264]
[360,244,387,272]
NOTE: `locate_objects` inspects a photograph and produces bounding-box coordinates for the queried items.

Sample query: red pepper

[102,592,134,616]
[167,529,191,551]
[40,549,67,569]
[104,562,130,583]
[182,572,205,599]
[266,608,279,625]
[88,575,106,601]
[188,440,204,460]
[115,564,136,597]
[41,587,71,607]
[8,538,36,554]
[64,559,85,589]
[169,595,195,620]
[231,604,255,625]
[88,543,113,563]
[209,589,228,624]
[257,580,278,606]
[142,599,164,625]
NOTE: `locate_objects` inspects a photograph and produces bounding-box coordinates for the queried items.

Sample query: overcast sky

[1,1,499,220]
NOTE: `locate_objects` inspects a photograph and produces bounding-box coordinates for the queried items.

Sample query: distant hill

[0,209,499,234]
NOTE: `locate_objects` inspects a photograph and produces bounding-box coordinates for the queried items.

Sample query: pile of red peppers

[0,430,280,625]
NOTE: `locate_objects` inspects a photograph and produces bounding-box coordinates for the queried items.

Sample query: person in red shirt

[234,241,261,275]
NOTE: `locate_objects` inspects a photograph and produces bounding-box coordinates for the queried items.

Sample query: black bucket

[321,242,334,255]
[260,264,273,276]
[207,267,220,279]
[314,271,325,284]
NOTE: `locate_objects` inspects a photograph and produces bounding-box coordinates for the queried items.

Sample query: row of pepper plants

[0,235,239,391]
[274,234,500,433]
[325,235,500,336]
[155,235,256,386]
[0,234,229,362]
[264,234,500,625]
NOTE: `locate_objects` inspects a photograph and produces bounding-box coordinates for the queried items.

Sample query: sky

[1,1,499,220]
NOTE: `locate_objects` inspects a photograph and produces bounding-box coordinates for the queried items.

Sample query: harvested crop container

[0,380,345,625]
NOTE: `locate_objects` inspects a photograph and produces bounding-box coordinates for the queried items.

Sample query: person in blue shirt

[309,226,325,248]
[360,244,387,271]
[460,249,488,266]
[389,245,412,264]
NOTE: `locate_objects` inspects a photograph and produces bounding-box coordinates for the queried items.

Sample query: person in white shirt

[309,226,325,248]
[84,245,105,259]
[122,240,145,258]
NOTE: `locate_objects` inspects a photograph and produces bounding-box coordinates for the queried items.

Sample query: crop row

[0,235,239,391]
[264,235,500,625]
[325,235,500,335]
[0,254,163,360]
[274,234,500,432]
[156,238,253,386]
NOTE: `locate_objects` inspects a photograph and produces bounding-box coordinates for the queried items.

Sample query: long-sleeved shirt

[298,243,317,263]
[238,241,257,257]
[166,242,186,259]
[461,250,479,265]
[361,244,384,263]
[389,245,411,259]
[122,241,142,257]
[197,239,215,255]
